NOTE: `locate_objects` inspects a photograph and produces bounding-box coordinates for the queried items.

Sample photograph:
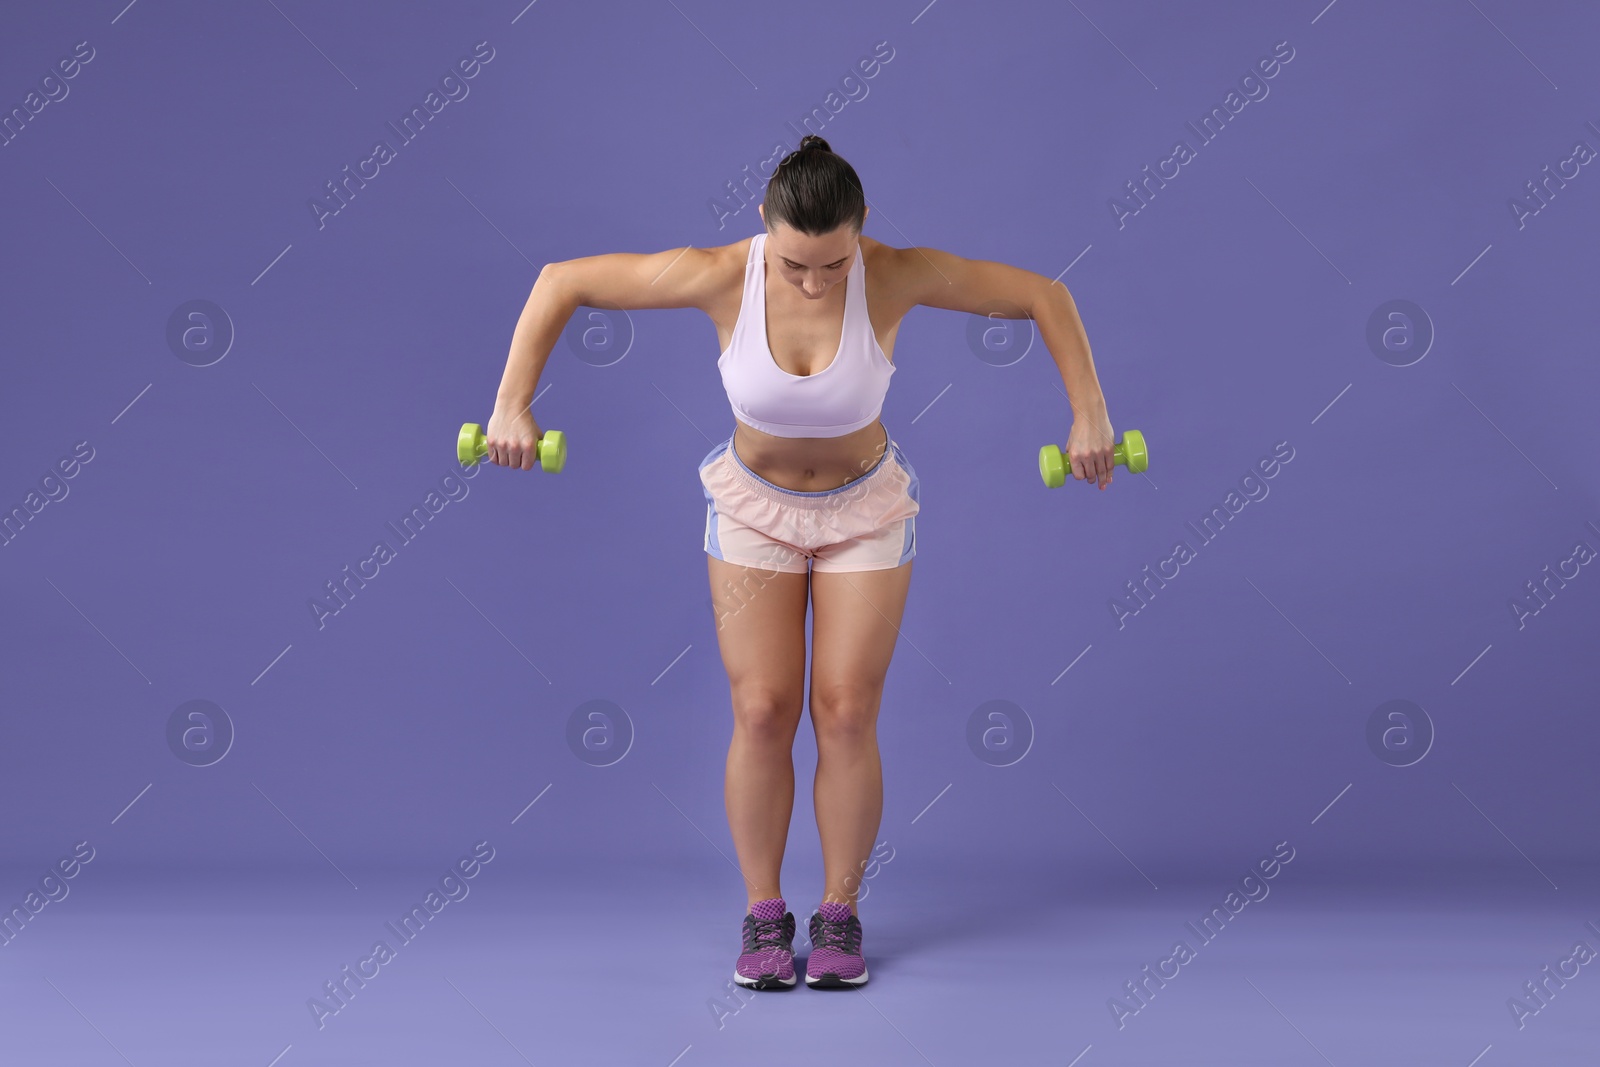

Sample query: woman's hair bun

[764,133,863,236]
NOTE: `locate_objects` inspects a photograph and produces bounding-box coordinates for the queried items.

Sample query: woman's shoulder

[860,234,913,277]
[858,235,923,307]
[702,234,759,279]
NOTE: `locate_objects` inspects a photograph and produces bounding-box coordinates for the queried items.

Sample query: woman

[483,135,1117,990]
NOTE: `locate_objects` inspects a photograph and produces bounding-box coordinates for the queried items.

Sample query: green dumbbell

[1039,429,1148,488]
[457,422,567,473]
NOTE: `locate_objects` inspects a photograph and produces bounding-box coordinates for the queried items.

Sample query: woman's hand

[485,402,544,471]
[1067,405,1116,490]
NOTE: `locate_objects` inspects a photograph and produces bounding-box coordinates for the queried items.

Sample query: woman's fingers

[486,408,542,471]
[520,419,542,470]
[1071,445,1114,487]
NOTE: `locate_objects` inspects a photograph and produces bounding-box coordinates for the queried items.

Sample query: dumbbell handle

[457,422,567,473]
[1039,429,1148,488]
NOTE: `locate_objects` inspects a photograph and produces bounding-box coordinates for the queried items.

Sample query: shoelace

[811,915,860,953]
[745,914,790,952]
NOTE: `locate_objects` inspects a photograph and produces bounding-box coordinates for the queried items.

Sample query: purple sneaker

[805,902,868,988]
[734,897,797,990]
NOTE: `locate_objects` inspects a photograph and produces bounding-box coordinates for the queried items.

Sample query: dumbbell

[1039,429,1148,488]
[457,422,567,473]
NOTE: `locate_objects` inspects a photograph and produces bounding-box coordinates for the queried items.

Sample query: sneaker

[805,901,868,988]
[733,897,797,990]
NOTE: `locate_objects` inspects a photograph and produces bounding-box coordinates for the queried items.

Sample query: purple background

[2,1,1597,1063]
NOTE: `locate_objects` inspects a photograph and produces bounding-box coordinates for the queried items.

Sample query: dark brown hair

[763,134,866,236]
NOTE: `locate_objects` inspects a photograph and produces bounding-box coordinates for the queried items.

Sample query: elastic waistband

[723,428,902,508]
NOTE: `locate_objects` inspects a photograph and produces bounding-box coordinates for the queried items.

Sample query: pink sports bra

[717,232,895,438]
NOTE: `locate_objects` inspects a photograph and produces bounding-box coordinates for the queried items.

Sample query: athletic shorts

[698,427,920,574]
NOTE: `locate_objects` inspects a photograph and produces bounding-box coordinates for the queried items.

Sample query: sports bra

[717,231,895,438]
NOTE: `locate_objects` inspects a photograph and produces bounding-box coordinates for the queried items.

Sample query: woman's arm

[893,246,1117,489]
[487,246,725,469]
[495,264,572,411]
[496,246,724,409]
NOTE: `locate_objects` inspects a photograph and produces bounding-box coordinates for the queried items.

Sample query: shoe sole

[804,966,869,989]
[733,970,797,991]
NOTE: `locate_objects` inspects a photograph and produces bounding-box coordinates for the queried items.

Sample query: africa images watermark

[307,840,496,1029]
[1108,840,1297,1029]
[1109,39,1296,229]
[1,440,96,550]
[1507,120,1600,231]
[0,39,97,149]
[308,459,485,630]
[0,841,97,949]
[1506,917,1600,1030]
[707,39,897,231]
[1508,520,1598,631]
[1109,440,1296,629]
[308,41,497,231]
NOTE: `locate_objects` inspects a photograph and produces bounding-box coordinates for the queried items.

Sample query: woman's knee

[730,687,803,743]
[809,683,882,747]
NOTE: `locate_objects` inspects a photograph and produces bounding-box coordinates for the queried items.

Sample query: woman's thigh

[807,560,914,713]
[708,556,810,723]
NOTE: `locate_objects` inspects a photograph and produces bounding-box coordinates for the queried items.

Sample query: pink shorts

[698,428,920,574]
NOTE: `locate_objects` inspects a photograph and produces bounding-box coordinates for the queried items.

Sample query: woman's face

[759,206,869,300]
